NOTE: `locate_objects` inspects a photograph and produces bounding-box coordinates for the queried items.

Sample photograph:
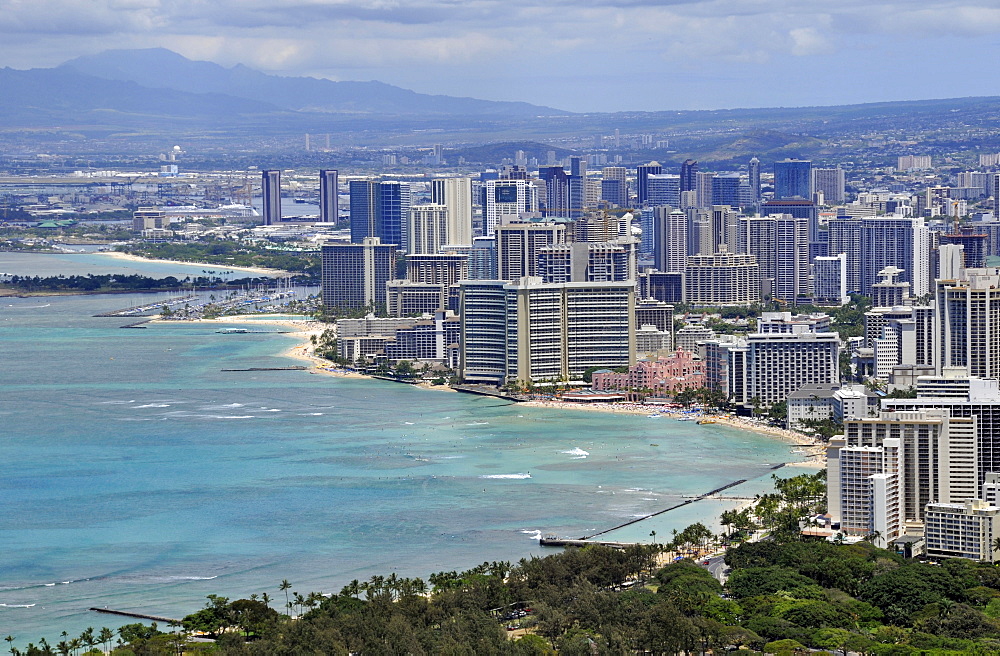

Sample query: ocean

[0,252,804,645]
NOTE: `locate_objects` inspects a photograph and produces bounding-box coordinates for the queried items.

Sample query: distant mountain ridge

[58,49,567,117]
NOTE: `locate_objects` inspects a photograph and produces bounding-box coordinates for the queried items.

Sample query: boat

[696,419,717,425]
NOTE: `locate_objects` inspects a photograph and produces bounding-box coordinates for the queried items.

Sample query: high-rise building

[813,254,849,305]
[741,214,810,302]
[349,180,378,243]
[408,204,449,254]
[637,270,685,304]
[686,207,713,256]
[898,155,932,170]
[653,207,687,273]
[484,179,538,235]
[321,237,397,311]
[261,170,281,225]
[745,331,840,405]
[679,159,698,193]
[695,171,715,208]
[925,500,1000,562]
[568,157,588,219]
[936,269,1000,379]
[828,407,979,547]
[761,199,819,259]
[812,167,845,204]
[601,167,628,207]
[684,251,760,305]
[827,436,902,543]
[458,278,636,384]
[636,161,663,205]
[431,177,474,247]
[869,304,936,381]
[457,280,509,384]
[377,181,411,253]
[712,205,741,255]
[538,166,570,217]
[828,217,863,294]
[537,242,633,283]
[495,220,566,281]
[748,157,761,204]
[348,180,411,248]
[504,278,635,384]
[319,169,339,223]
[883,373,1000,487]
[646,174,681,207]
[711,173,743,207]
[773,159,812,200]
[860,216,931,297]
[940,228,989,269]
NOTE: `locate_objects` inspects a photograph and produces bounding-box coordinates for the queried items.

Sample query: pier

[579,477,751,541]
[221,366,307,372]
[89,607,180,624]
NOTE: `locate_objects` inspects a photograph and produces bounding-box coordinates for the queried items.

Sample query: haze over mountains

[3,48,1000,167]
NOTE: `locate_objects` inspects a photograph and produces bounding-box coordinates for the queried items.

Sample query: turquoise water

[0,255,803,645]
[0,251,271,279]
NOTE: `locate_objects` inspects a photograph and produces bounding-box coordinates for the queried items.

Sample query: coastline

[101,250,294,277]
[171,314,827,465]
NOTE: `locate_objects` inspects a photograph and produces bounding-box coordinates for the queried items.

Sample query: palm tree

[98,628,114,654]
[4,636,14,656]
[261,592,271,609]
[279,579,292,616]
[992,536,1000,557]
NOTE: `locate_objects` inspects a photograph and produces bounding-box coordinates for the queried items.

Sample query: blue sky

[2,0,999,112]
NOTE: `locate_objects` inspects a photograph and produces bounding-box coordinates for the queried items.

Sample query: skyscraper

[695,171,715,208]
[601,167,627,207]
[828,217,862,293]
[711,173,743,207]
[935,269,1000,379]
[408,204,449,254]
[349,180,378,243]
[349,180,411,248]
[261,170,281,225]
[741,214,810,302]
[636,161,663,205]
[377,181,411,253]
[748,157,761,204]
[679,159,698,193]
[538,166,570,217]
[646,174,681,207]
[773,159,813,200]
[812,167,845,204]
[860,216,931,297]
[653,207,687,273]
[321,237,397,311]
[484,179,537,235]
[568,157,588,219]
[495,220,566,281]
[319,169,339,223]
[431,177,474,247]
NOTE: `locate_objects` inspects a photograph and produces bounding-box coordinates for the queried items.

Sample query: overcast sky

[3,0,1000,112]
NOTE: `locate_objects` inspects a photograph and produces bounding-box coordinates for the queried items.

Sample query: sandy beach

[102,250,294,277]
[519,399,826,463]
[174,314,828,463]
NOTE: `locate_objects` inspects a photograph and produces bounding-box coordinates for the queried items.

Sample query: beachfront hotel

[459,277,635,385]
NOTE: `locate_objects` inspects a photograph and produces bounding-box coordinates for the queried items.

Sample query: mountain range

[0,48,566,129]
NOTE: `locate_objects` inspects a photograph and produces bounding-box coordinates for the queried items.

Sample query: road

[703,554,730,583]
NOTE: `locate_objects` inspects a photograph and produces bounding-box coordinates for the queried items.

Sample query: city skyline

[2,1,999,112]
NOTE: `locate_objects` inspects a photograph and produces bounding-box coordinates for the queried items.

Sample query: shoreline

[100,250,294,277]
[167,314,828,465]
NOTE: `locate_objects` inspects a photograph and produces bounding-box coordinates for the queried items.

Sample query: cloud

[0,0,998,111]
